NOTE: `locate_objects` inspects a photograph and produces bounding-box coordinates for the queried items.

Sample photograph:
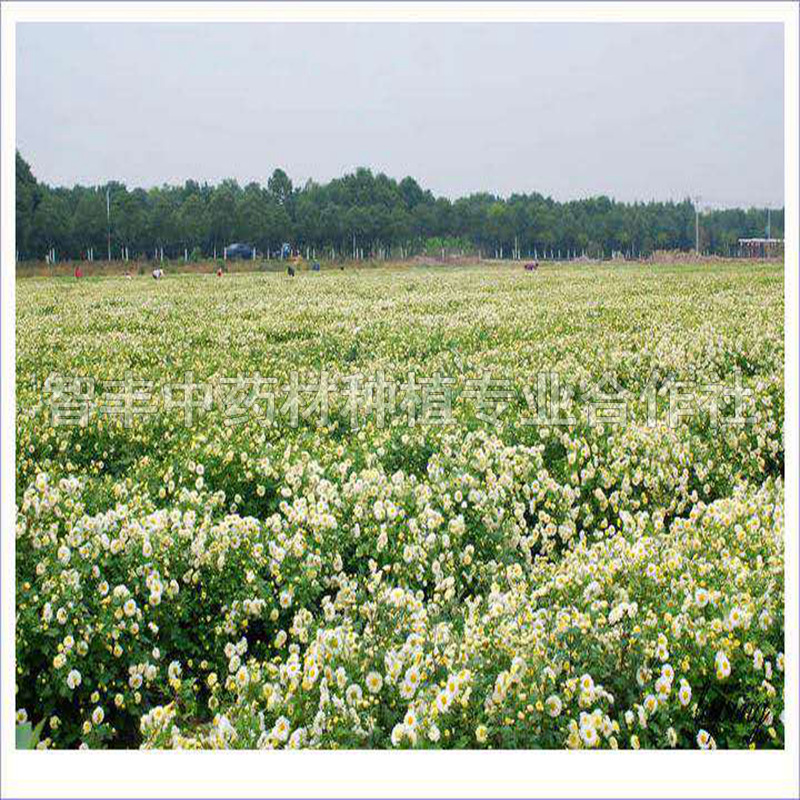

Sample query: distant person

[74,265,83,279]
[152,267,163,280]
[287,265,296,277]
[217,267,223,277]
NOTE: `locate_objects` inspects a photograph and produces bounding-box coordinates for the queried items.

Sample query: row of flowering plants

[16,460,783,749]
[15,262,784,748]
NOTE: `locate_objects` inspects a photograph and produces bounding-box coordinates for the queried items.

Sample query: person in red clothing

[74,265,83,278]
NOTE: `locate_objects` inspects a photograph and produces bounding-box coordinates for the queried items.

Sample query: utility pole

[106,188,112,261]
[767,207,771,239]
[694,195,701,254]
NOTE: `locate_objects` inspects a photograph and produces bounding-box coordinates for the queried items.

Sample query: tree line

[16,151,784,262]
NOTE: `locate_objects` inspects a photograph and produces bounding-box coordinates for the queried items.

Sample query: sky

[16,22,784,207]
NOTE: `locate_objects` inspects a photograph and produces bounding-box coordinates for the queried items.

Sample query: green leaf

[16,722,33,750]
[16,718,46,749]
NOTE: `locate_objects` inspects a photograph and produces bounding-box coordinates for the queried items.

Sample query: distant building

[737,238,783,258]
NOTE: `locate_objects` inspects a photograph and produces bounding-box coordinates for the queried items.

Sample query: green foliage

[14,263,785,750]
[16,718,46,750]
[15,153,783,262]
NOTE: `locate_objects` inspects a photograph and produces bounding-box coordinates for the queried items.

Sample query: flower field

[15,260,785,750]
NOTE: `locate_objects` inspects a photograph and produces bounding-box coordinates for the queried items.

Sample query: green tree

[177,194,208,253]
[71,189,106,257]
[267,169,293,207]
[16,151,40,258]
[30,192,69,259]
[14,153,785,262]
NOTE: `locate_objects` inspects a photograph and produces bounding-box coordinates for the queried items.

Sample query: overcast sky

[16,22,784,206]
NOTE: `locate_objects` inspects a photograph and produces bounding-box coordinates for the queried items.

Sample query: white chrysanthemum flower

[272,716,290,742]
[366,671,383,694]
[545,695,562,718]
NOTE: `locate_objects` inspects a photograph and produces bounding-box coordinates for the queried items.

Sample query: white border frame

[2,3,798,799]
